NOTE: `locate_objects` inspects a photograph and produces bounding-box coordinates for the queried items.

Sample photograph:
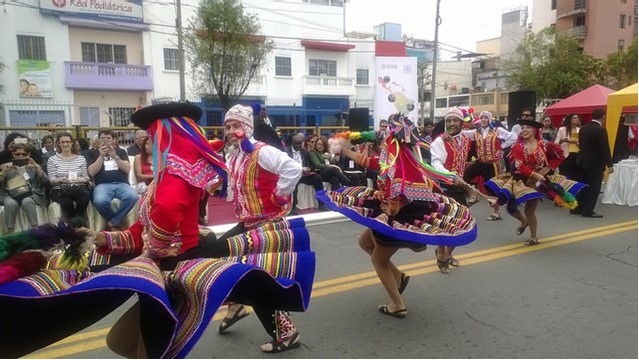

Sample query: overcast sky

[345,0,533,55]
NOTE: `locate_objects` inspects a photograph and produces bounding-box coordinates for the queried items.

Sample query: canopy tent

[606,82,638,156]
[544,84,614,127]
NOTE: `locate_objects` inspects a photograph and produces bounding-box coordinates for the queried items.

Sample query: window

[275,56,291,76]
[309,59,336,76]
[435,98,448,108]
[79,107,100,127]
[620,15,626,28]
[471,94,495,106]
[356,69,369,85]
[81,43,127,63]
[163,48,180,70]
[449,95,469,107]
[574,0,586,9]
[629,14,632,26]
[108,107,135,127]
[575,15,586,26]
[9,110,64,126]
[17,35,46,60]
[551,0,557,10]
[618,39,625,52]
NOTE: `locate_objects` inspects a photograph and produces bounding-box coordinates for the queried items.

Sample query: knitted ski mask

[224,104,255,152]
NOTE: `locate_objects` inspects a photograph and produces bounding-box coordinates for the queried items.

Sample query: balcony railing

[564,25,587,39]
[302,75,356,96]
[557,6,587,19]
[65,62,153,91]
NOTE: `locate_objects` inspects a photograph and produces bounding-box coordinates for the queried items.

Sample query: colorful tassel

[0,251,47,285]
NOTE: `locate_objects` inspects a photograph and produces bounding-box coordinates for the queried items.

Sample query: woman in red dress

[486,119,586,246]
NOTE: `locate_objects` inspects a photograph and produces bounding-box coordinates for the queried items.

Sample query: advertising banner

[39,0,143,23]
[18,60,53,98]
[374,56,418,130]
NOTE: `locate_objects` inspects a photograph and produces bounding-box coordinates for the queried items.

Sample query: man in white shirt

[429,107,473,274]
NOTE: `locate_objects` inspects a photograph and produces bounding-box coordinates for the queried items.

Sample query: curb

[208,211,349,237]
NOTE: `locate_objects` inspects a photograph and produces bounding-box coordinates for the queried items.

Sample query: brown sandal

[435,249,449,274]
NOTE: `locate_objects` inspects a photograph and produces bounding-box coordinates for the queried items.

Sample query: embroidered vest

[229,143,283,227]
[443,135,470,176]
[474,129,502,163]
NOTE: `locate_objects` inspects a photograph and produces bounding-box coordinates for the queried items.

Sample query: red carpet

[206,196,319,226]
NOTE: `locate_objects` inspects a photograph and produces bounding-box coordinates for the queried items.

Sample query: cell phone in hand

[13,158,29,167]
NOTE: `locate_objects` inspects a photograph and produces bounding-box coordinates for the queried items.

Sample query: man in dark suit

[285,133,327,214]
[575,108,614,218]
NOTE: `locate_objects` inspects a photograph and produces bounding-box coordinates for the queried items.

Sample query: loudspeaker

[507,90,536,129]
[349,108,369,132]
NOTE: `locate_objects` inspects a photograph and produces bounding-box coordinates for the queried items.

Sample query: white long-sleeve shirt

[461,127,518,149]
[430,134,464,174]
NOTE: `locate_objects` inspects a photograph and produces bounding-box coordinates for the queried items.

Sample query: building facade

[532,0,638,58]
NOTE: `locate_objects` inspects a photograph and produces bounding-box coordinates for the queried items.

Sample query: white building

[0,0,412,131]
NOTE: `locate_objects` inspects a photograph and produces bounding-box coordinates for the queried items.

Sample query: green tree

[184,0,273,111]
[503,27,604,101]
[604,38,638,89]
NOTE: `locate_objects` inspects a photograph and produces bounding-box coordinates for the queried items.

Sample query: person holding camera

[47,131,92,225]
[86,128,137,230]
[0,142,48,233]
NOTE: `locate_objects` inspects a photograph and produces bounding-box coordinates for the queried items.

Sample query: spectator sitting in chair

[0,142,48,233]
[0,133,43,168]
[86,128,138,230]
[335,146,368,186]
[285,133,327,214]
[126,129,147,156]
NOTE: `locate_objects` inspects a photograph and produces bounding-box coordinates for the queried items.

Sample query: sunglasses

[13,152,28,157]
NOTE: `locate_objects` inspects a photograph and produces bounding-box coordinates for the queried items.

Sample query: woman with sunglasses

[0,142,48,233]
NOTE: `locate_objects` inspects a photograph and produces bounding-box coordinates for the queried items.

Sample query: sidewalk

[206,195,348,236]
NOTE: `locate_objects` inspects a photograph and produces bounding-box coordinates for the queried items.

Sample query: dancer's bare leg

[106,302,147,358]
[359,229,403,287]
[370,237,405,312]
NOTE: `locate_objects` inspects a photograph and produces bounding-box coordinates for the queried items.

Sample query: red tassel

[0,252,47,285]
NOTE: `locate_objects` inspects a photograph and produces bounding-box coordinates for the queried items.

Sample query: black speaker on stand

[507,91,536,129]
[349,108,369,132]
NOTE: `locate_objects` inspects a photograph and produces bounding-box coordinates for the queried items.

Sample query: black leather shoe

[569,209,582,215]
[582,213,603,218]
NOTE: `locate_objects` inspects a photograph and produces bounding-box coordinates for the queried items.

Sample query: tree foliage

[503,27,604,101]
[603,38,638,90]
[184,0,273,111]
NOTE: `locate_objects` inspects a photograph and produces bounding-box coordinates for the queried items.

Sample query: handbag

[6,171,33,202]
[60,182,91,197]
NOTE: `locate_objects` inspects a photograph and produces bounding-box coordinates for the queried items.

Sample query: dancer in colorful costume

[0,103,315,358]
[316,114,477,318]
[429,107,475,273]
[462,111,517,220]
[485,117,586,246]
[215,104,310,353]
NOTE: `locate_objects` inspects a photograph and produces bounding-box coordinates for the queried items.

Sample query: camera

[13,158,29,167]
[14,138,28,144]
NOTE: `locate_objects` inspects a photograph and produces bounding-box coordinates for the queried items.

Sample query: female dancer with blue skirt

[485,118,586,246]
[316,114,477,318]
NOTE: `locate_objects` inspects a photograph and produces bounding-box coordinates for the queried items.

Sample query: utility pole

[176,0,186,101]
[429,0,441,123]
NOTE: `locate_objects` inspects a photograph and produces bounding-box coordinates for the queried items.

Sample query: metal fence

[0,125,368,150]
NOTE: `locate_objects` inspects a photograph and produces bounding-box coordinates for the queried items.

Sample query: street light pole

[176,0,186,101]
[429,0,441,123]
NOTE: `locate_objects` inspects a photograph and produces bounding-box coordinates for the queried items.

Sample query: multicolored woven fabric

[316,187,477,247]
[0,217,316,359]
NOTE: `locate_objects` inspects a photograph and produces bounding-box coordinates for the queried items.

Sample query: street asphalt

[26,199,638,359]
